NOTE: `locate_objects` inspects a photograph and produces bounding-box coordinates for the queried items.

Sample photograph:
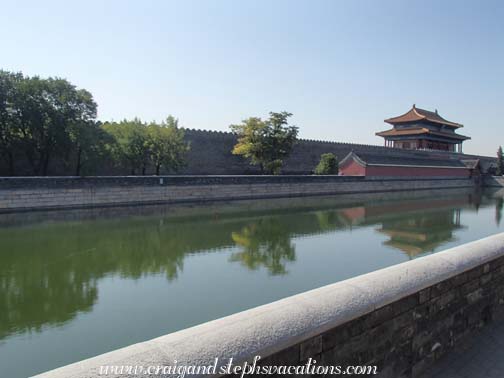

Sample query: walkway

[421,320,504,378]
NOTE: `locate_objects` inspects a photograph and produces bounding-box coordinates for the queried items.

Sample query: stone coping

[35,233,504,378]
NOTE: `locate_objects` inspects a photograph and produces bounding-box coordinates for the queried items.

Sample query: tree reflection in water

[229,218,296,275]
[0,221,189,340]
[496,197,503,226]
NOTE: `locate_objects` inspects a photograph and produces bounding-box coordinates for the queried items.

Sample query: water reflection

[496,197,503,226]
[0,188,502,343]
[230,218,296,275]
[378,210,463,258]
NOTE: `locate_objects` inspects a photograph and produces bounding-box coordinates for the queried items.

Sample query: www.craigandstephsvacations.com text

[99,356,378,377]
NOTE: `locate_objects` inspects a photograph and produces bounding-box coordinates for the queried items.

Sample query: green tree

[0,70,23,175]
[230,111,298,174]
[147,116,189,175]
[103,119,150,175]
[0,71,98,175]
[314,153,338,175]
[497,146,504,176]
[71,121,113,176]
[21,77,97,175]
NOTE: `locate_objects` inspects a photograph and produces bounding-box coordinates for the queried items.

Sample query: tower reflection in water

[377,209,462,258]
[332,196,479,258]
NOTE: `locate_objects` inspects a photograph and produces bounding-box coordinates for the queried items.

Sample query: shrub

[314,153,338,175]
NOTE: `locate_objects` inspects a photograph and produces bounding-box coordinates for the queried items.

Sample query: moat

[1,188,504,378]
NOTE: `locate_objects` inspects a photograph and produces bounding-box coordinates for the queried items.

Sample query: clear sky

[1,0,503,155]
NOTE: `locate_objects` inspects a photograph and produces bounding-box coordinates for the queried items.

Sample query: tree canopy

[147,116,188,175]
[314,153,338,175]
[102,117,189,175]
[230,111,298,174]
[0,69,189,176]
[102,119,150,175]
[0,70,98,175]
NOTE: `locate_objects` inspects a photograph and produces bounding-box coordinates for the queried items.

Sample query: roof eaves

[339,151,367,167]
[367,163,468,169]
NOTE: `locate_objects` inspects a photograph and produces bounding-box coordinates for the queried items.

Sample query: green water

[1,188,504,377]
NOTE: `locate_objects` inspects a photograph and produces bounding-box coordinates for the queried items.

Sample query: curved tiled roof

[340,151,468,169]
[385,105,463,128]
[376,127,470,140]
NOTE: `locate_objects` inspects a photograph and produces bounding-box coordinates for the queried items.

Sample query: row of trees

[0,70,99,175]
[102,117,188,175]
[1,70,337,176]
[0,70,189,176]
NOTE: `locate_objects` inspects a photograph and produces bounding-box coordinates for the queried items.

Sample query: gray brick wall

[0,128,496,176]
[180,129,497,175]
[249,256,504,378]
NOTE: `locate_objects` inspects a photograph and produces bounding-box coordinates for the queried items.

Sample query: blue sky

[1,0,503,155]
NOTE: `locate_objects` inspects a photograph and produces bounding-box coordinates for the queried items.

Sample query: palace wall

[0,128,496,176]
[179,129,496,175]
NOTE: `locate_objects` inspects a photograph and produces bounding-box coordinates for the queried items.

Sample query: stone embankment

[485,176,504,187]
[0,176,477,212]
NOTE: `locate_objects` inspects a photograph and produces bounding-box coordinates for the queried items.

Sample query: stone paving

[421,320,504,378]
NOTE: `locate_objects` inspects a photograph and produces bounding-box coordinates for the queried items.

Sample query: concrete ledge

[36,233,504,378]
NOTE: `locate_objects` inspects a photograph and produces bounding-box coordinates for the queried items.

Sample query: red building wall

[339,160,366,176]
[339,159,470,177]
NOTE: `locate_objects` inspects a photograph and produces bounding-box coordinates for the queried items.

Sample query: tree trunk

[7,151,14,176]
[42,152,50,176]
[156,164,160,176]
[142,165,146,175]
[26,150,39,175]
[75,146,82,176]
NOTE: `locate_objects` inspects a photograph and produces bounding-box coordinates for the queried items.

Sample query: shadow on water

[0,187,503,343]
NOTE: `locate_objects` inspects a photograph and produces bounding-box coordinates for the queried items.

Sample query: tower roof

[385,105,463,128]
[375,127,470,141]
